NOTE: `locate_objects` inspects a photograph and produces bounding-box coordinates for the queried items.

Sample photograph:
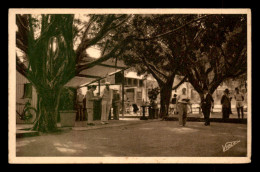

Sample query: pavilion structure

[65,58,128,116]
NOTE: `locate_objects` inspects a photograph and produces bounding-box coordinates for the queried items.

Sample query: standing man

[171,94,177,115]
[201,88,214,126]
[101,82,113,124]
[234,87,244,119]
[76,89,84,121]
[221,89,231,120]
[177,88,190,127]
[112,88,121,120]
[85,85,98,126]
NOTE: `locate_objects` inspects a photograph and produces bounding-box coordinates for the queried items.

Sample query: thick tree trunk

[32,88,61,132]
[159,83,174,118]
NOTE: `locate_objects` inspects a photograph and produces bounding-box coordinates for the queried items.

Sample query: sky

[86,46,101,58]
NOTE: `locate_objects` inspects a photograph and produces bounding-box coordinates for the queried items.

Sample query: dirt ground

[16,120,247,157]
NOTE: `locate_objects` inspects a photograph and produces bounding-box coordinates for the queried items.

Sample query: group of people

[221,87,245,120]
[171,87,245,127]
[77,82,245,126]
[76,82,121,126]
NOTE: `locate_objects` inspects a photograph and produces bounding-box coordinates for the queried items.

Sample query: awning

[65,58,128,88]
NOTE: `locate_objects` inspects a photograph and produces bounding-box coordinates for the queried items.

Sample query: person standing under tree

[171,94,177,115]
[201,88,214,126]
[112,88,121,120]
[101,82,113,124]
[234,87,244,119]
[76,89,84,121]
[221,89,231,120]
[177,88,190,127]
[85,85,99,126]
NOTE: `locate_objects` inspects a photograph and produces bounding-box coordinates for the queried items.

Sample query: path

[16,120,247,157]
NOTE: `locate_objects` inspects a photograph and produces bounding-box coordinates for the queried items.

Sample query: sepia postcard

[8,8,251,164]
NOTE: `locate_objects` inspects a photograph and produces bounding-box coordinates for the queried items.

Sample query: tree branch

[16,39,28,54]
[107,15,130,31]
[100,40,109,56]
[75,15,116,63]
[220,46,232,67]
[172,76,188,90]
[76,38,129,74]
[17,15,29,32]
[135,14,211,41]
[145,60,168,79]
[185,68,203,94]
[205,65,214,75]
[139,56,164,85]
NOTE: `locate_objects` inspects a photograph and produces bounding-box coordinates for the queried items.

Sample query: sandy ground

[16,120,247,157]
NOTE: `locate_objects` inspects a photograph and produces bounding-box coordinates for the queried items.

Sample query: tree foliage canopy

[16,14,132,132]
[180,14,247,94]
[118,14,247,116]
[16,14,132,87]
[121,14,247,95]
[15,13,247,129]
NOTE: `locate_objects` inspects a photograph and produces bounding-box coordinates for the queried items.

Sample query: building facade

[16,71,37,124]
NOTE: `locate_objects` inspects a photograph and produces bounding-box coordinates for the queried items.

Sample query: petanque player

[201,88,214,126]
[176,88,190,126]
[221,89,231,120]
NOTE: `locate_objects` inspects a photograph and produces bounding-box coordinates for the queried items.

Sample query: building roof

[125,71,144,79]
[65,58,128,88]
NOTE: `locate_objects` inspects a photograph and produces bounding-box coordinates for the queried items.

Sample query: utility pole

[122,70,125,118]
[98,80,101,95]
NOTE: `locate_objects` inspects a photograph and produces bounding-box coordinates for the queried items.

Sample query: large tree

[121,14,247,116]
[122,14,205,117]
[16,14,131,132]
[179,14,247,100]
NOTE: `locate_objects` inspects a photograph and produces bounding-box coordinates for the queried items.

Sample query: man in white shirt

[234,87,244,119]
[101,82,113,124]
[177,88,190,126]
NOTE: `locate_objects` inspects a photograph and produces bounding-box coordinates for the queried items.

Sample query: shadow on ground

[16,120,247,157]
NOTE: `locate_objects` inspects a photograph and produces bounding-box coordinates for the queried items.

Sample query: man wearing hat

[221,89,231,120]
[101,82,113,124]
[201,87,214,126]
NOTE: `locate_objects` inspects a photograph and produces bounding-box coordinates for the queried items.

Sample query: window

[115,72,124,84]
[139,80,143,87]
[127,78,132,86]
[126,88,135,92]
[23,83,32,98]
[137,91,142,99]
[133,79,138,86]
